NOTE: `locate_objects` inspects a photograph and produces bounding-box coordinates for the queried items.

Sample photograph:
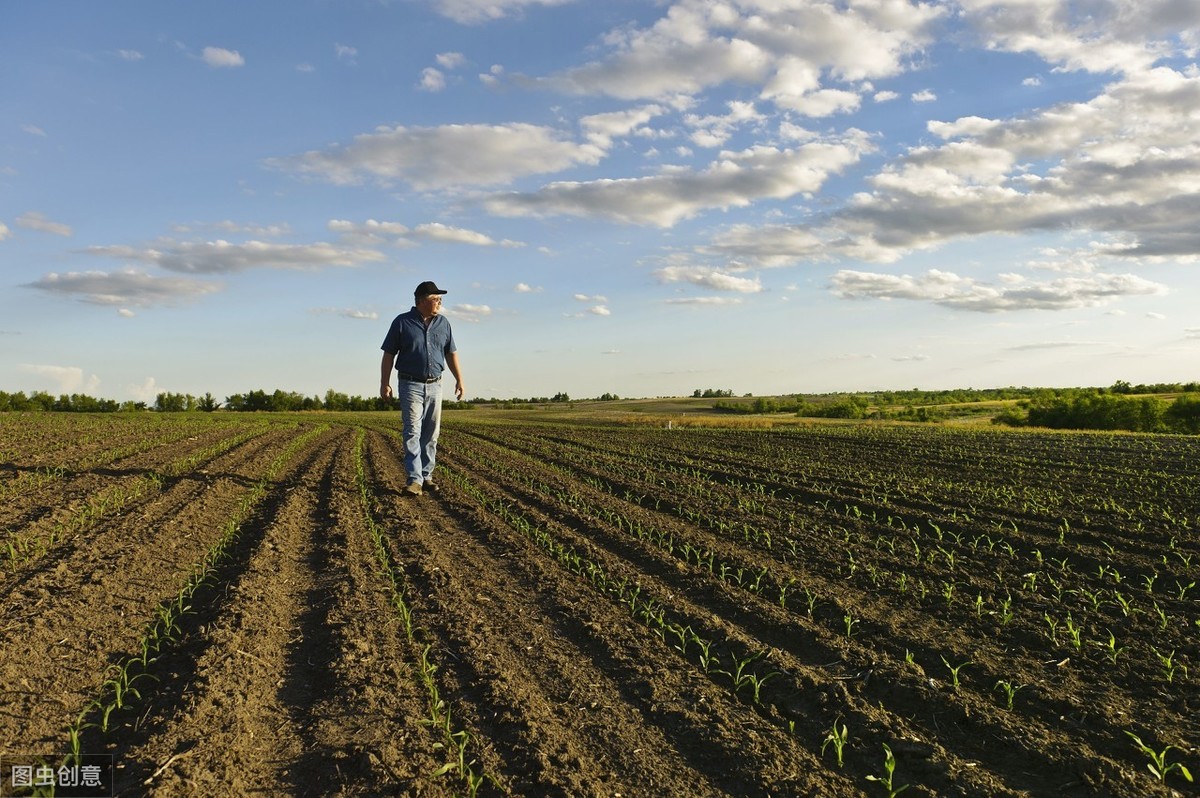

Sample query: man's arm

[380,351,396,399]
[446,351,465,400]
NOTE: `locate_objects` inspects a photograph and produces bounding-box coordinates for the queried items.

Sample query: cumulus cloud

[447,303,493,322]
[957,0,1197,74]
[19,364,100,395]
[419,68,447,92]
[654,265,762,292]
[328,218,523,248]
[831,269,1166,312]
[85,239,384,274]
[411,222,523,247]
[706,65,1200,266]
[431,0,576,24]
[201,46,244,68]
[16,211,73,237]
[310,307,379,320]
[486,132,870,227]
[581,105,667,147]
[663,296,744,305]
[684,100,763,147]
[0,222,10,241]
[268,123,605,190]
[125,377,159,402]
[335,43,358,63]
[535,0,945,109]
[23,268,224,307]
[436,52,466,69]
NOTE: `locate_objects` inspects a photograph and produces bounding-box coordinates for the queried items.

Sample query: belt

[399,373,440,383]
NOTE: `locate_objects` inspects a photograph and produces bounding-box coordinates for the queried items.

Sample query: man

[380,280,465,496]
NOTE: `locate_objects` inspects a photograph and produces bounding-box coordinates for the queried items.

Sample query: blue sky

[3,0,1198,403]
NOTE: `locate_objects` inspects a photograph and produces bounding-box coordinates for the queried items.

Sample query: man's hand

[380,384,393,400]
[455,381,465,401]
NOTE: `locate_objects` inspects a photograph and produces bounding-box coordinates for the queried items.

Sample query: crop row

[439,419,1198,794]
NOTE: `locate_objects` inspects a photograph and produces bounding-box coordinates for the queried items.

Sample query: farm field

[1,411,1197,796]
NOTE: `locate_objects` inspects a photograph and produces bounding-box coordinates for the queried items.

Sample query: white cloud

[874,90,900,102]
[23,268,224,307]
[19,364,101,395]
[269,123,606,190]
[125,377,158,402]
[486,132,871,227]
[117,49,144,61]
[684,100,762,147]
[581,105,666,147]
[201,47,244,68]
[335,43,358,62]
[85,239,385,274]
[310,307,379,320]
[573,293,607,302]
[514,282,542,293]
[653,265,762,293]
[447,303,493,322]
[663,296,744,305]
[432,0,577,25]
[16,212,73,237]
[831,269,1166,312]
[328,218,521,248]
[0,222,10,242]
[724,66,1200,265]
[411,222,524,247]
[436,52,466,69]
[22,124,46,137]
[957,0,1195,74]
[419,67,447,92]
[537,0,945,105]
[912,89,937,102]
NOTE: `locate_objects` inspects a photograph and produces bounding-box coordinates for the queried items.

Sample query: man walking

[380,280,465,496]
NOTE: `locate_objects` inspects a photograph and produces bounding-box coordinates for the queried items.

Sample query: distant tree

[324,389,350,411]
[1165,393,1200,434]
[551,392,570,402]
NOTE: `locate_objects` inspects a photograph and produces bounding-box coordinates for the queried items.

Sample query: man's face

[417,293,443,315]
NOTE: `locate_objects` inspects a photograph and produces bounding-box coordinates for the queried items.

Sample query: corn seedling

[1125,731,1194,784]
[865,743,910,797]
[941,656,971,689]
[1150,648,1186,684]
[993,679,1025,710]
[821,719,849,768]
[1094,630,1125,665]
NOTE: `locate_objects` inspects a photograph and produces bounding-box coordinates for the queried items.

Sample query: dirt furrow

[117,425,443,796]
[0,424,326,752]
[361,430,844,797]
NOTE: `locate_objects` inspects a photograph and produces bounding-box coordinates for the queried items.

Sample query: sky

[2,0,1199,403]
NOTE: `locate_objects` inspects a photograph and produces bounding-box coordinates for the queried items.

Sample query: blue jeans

[398,379,443,484]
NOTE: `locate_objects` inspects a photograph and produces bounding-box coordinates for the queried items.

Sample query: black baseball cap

[414,280,448,297]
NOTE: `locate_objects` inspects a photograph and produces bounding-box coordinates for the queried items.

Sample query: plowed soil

[1,412,1196,797]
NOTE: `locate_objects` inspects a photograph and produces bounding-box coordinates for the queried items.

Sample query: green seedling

[1125,731,1194,784]
[865,743,910,797]
[821,719,849,768]
[941,656,971,689]
[993,679,1025,710]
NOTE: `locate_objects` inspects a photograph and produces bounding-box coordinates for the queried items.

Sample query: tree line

[0,388,605,413]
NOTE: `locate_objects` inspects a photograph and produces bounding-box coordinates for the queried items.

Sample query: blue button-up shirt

[381,308,457,379]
